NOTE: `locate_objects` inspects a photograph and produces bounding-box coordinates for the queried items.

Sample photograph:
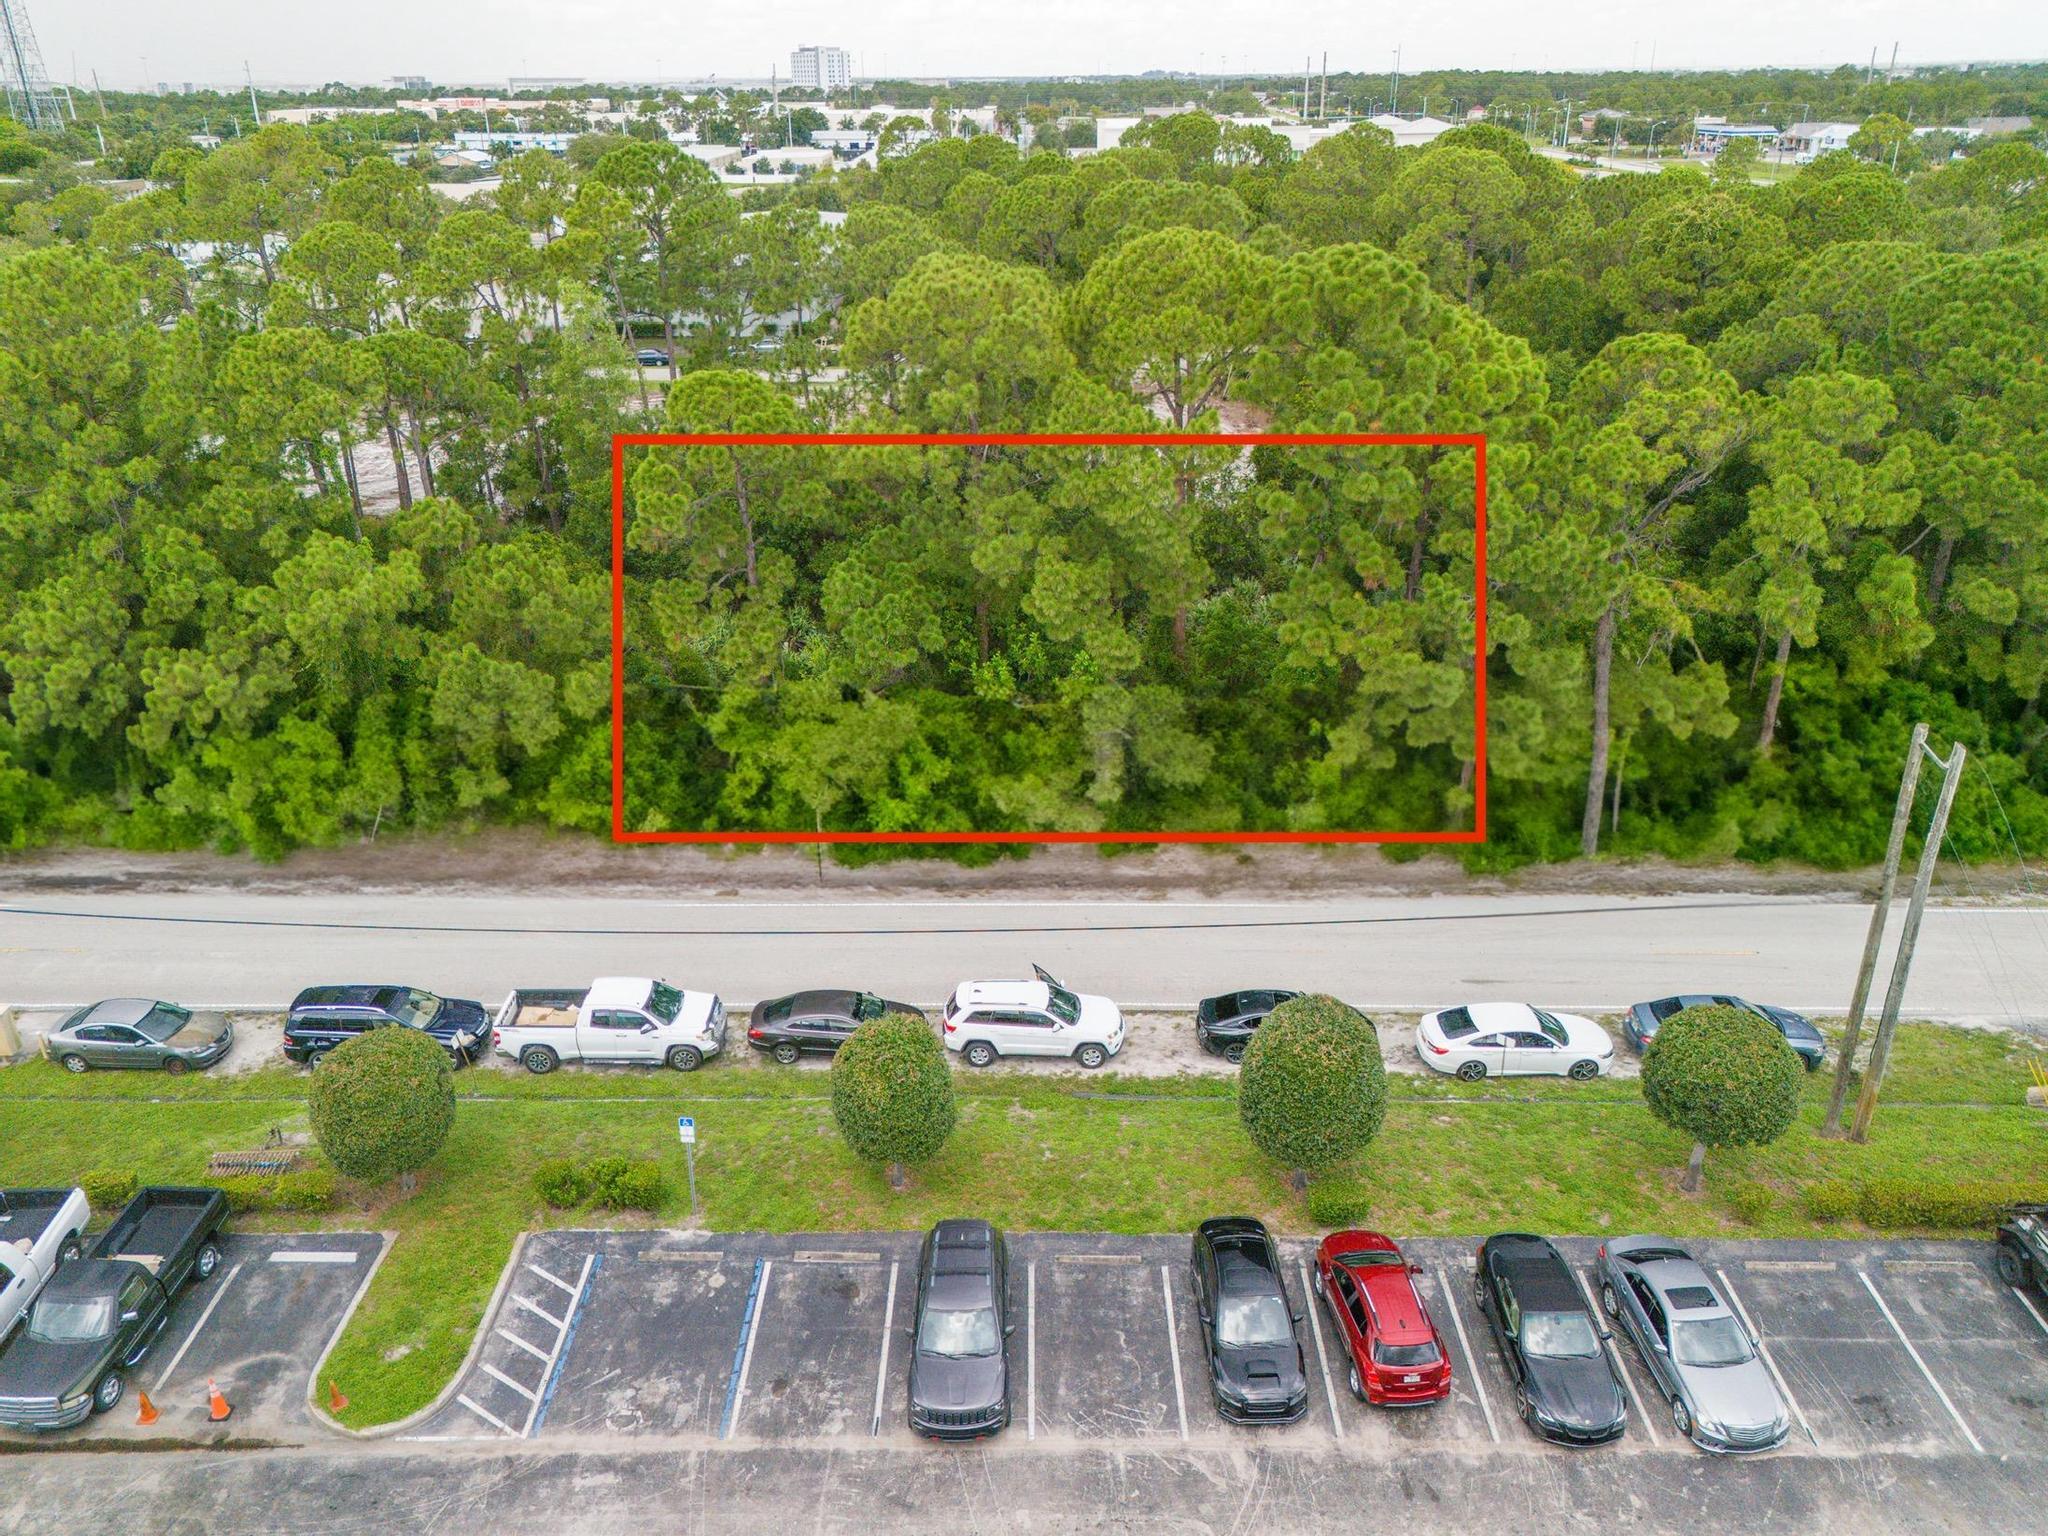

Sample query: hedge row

[1802,1178,2048,1230]
[534,1156,666,1211]
[77,1166,338,1217]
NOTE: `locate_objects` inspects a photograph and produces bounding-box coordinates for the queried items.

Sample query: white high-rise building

[789,45,852,91]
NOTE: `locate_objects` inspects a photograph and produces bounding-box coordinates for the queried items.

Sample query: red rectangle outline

[610,431,1487,844]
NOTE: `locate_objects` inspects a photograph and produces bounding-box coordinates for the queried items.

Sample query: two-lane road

[3,892,2045,1024]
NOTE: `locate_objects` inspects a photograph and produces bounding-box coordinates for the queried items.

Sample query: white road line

[480,1361,539,1401]
[153,1262,242,1393]
[1715,1267,1815,1446]
[2012,1285,2048,1340]
[1435,1265,1498,1443]
[869,1259,898,1437]
[727,1258,772,1439]
[1298,1260,1344,1440]
[1160,1265,1188,1441]
[513,1294,566,1330]
[525,1261,579,1295]
[456,1393,519,1437]
[1026,1261,1037,1442]
[267,1250,358,1265]
[1578,1267,1658,1445]
[521,1252,595,1439]
[1857,1269,1985,1455]
[495,1326,551,1363]
[793,1250,883,1264]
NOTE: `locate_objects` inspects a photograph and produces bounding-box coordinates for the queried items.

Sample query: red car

[1313,1230,1453,1406]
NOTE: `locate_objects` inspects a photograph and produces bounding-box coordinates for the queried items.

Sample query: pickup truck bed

[0,1190,81,1243]
[498,988,589,1031]
[89,1188,226,1277]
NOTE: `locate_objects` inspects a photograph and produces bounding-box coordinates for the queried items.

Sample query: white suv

[942,965,1126,1069]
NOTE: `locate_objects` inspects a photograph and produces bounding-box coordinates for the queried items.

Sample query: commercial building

[790,45,852,91]
[451,130,574,156]
[1779,121,1858,160]
[1690,116,1781,155]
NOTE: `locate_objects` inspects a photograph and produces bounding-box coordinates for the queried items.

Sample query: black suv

[1192,1216,1308,1424]
[282,984,489,1067]
[1195,990,1302,1064]
[1475,1232,1626,1445]
[1996,1204,2048,1296]
[907,1219,1012,1440]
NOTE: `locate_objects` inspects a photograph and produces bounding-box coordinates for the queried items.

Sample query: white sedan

[1415,1003,1615,1082]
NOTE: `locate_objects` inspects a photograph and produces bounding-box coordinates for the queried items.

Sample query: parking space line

[794,1249,882,1264]
[640,1249,723,1263]
[268,1250,359,1265]
[480,1361,539,1402]
[721,1258,772,1439]
[524,1252,596,1438]
[1577,1267,1658,1445]
[1857,1270,1985,1455]
[2012,1285,2048,1340]
[1745,1260,1836,1273]
[525,1261,580,1295]
[152,1261,242,1394]
[513,1293,566,1330]
[1714,1267,1815,1446]
[1434,1266,1498,1443]
[1057,1253,1143,1265]
[456,1393,519,1437]
[1298,1261,1344,1440]
[1159,1265,1188,1441]
[495,1326,550,1363]
[1026,1261,1037,1442]
[869,1259,898,1437]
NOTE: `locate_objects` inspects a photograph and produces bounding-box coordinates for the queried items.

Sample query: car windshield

[26,1294,115,1344]
[1335,1251,1402,1268]
[1534,1010,1569,1045]
[1217,1293,1294,1348]
[389,990,441,1029]
[918,1305,999,1358]
[645,982,684,1024]
[855,994,886,1021]
[137,1004,193,1042]
[1373,1340,1441,1368]
[1046,985,1081,1025]
[1672,1316,1754,1367]
[1522,1310,1601,1359]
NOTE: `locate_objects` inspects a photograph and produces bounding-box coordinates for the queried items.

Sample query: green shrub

[1856,1178,2048,1230]
[218,1168,337,1213]
[534,1159,587,1208]
[79,1168,137,1216]
[1801,1181,1860,1222]
[1305,1175,1372,1226]
[831,1012,956,1172]
[1641,1004,1801,1191]
[307,1027,455,1187]
[1238,995,1386,1176]
[533,1157,665,1211]
[1720,1180,1778,1225]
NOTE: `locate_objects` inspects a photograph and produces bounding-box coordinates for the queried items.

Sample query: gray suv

[907,1220,1012,1440]
[1996,1204,2048,1296]
[1595,1236,1790,1453]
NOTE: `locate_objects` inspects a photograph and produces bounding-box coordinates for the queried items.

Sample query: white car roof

[1460,1002,1539,1030]
[587,977,659,1009]
[956,980,1052,1010]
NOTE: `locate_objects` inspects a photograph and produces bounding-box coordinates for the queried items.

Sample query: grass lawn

[0,1021,2038,1429]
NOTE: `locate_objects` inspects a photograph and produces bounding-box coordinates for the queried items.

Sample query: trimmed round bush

[1238,994,1386,1178]
[1641,1003,1801,1192]
[831,1011,956,1174]
[308,1025,455,1187]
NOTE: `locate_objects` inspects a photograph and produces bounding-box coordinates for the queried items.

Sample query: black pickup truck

[0,1187,228,1429]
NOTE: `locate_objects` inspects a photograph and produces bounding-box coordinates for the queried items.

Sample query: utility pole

[1391,44,1400,115]
[1319,51,1326,121]
[1824,722,1926,1136]
[1848,729,1968,1145]
[1302,56,1310,120]
[244,59,261,127]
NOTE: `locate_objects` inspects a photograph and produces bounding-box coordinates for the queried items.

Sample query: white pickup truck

[0,1188,90,1342]
[492,977,727,1074]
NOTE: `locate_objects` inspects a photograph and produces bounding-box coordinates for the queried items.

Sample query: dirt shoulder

[4,827,2034,903]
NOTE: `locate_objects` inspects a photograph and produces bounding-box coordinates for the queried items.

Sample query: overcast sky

[29,0,2047,92]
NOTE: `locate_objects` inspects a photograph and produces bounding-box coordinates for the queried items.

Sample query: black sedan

[1192,1217,1309,1424]
[42,999,232,1075]
[907,1219,1012,1439]
[1623,994,1826,1070]
[1195,989,1301,1064]
[1475,1233,1626,1445]
[745,989,925,1064]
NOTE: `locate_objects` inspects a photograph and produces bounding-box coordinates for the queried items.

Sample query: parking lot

[410,1228,2048,1466]
[0,1231,382,1445]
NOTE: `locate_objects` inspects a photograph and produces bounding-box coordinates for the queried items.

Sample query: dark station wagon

[1195,990,1301,1064]
[283,984,490,1067]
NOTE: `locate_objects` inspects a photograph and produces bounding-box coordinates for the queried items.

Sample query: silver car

[43,999,233,1075]
[1594,1236,1789,1453]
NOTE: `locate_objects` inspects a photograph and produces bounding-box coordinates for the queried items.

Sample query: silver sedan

[43,999,233,1075]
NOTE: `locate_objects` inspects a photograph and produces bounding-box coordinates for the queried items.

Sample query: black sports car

[745,989,925,1063]
[1475,1232,1627,1446]
[907,1219,1012,1440]
[1195,990,1301,1064]
[1191,1216,1308,1424]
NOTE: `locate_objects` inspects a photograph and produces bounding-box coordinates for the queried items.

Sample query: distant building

[789,45,852,91]
[1579,106,1630,135]
[389,75,431,91]
[1964,115,2032,138]
[1366,112,1454,148]
[451,130,573,156]
[1778,121,1859,160]
[1691,116,1781,155]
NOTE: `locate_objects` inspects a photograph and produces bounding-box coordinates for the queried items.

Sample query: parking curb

[307,1229,530,1440]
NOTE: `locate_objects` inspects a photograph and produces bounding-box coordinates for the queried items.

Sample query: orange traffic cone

[207,1377,233,1422]
[135,1389,159,1427]
[327,1379,348,1414]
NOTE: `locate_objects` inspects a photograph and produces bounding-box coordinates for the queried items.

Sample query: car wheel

[307,1049,332,1070]
[1568,1059,1601,1081]
[1311,1266,1326,1299]
[521,1045,559,1075]
[1996,1238,2033,1289]
[772,1041,801,1065]
[667,1045,703,1072]
[1222,1041,1246,1065]
[58,1236,82,1265]
[1348,1362,1367,1402]
[1074,1043,1108,1070]
[963,1041,997,1069]
[1514,1385,1533,1425]
[196,1241,222,1280]
[1804,1053,1824,1073]
[92,1370,124,1415]
[163,1057,189,1076]
[59,1053,88,1074]
[1600,1282,1620,1320]
[1671,1398,1693,1439]
[1455,1060,1487,1082]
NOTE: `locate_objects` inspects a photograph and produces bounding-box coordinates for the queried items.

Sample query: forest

[0,101,2044,864]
